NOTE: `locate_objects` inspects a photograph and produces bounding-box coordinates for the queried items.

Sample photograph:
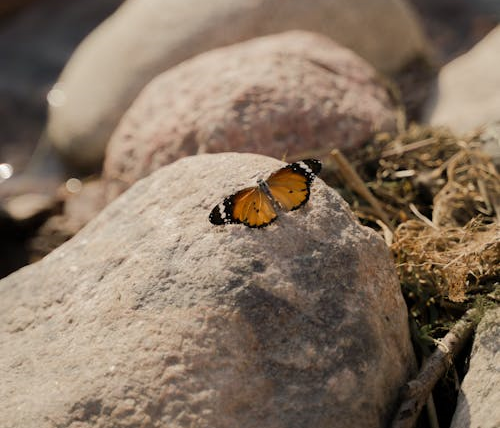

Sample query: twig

[390,308,480,428]
[429,151,464,180]
[330,149,394,231]
[381,138,436,158]
[376,219,393,246]
[409,203,438,230]
[426,394,440,428]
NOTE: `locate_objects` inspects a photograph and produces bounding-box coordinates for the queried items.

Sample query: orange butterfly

[209,159,321,228]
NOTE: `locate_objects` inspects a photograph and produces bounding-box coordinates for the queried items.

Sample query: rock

[479,121,500,170]
[3,193,58,223]
[450,307,500,428]
[423,26,500,133]
[104,31,398,199]
[29,178,107,261]
[0,0,124,177]
[0,153,415,427]
[46,0,428,171]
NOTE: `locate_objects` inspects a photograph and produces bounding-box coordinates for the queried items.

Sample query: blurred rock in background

[0,0,124,188]
[45,0,429,173]
[423,25,500,133]
[103,31,400,199]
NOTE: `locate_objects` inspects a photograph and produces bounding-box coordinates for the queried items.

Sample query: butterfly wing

[209,187,278,228]
[266,159,322,211]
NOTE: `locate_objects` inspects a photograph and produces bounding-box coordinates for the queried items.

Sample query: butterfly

[209,159,322,228]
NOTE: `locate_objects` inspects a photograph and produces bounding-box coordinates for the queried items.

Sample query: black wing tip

[301,159,322,175]
[288,159,322,181]
[209,197,238,226]
[209,208,225,225]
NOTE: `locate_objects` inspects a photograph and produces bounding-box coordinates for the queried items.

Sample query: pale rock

[0,153,415,428]
[46,0,428,170]
[3,193,57,223]
[479,121,500,169]
[450,307,500,428]
[0,0,124,171]
[423,26,500,134]
[104,31,398,198]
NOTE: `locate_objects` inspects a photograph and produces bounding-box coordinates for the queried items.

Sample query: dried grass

[325,124,499,327]
[393,219,499,302]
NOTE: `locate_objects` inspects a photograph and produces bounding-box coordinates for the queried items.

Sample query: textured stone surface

[104,31,398,199]
[423,25,500,133]
[450,307,500,428]
[29,179,107,261]
[0,153,415,428]
[46,0,428,170]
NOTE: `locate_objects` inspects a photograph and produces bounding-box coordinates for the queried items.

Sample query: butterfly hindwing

[209,187,278,228]
[266,159,322,211]
[236,188,278,227]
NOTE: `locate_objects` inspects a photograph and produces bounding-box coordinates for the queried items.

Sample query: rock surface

[0,153,415,428]
[423,25,500,133]
[450,307,500,428]
[29,179,107,262]
[46,0,428,170]
[104,31,398,199]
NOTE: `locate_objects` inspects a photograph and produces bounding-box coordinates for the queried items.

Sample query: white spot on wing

[219,203,227,219]
[298,161,313,174]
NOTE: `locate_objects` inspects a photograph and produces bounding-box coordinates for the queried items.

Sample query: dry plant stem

[376,219,393,246]
[409,203,438,230]
[330,149,394,230]
[391,308,480,428]
[426,393,440,428]
[381,137,436,158]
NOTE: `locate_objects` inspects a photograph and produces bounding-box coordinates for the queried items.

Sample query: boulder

[0,153,415,428]
[46,0,428,170]
[423,25,500,133]
[0,0,124,173]
[104,31,398,199]
[450,307,500,428]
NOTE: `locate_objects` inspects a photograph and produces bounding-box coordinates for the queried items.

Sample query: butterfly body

[209,159,321,228]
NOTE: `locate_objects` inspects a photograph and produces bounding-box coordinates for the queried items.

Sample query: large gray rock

[423,26,500,134]
[104,31,398,199]
[450,307,500,428]
[46,0,428,170]
[0,153,415,427]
